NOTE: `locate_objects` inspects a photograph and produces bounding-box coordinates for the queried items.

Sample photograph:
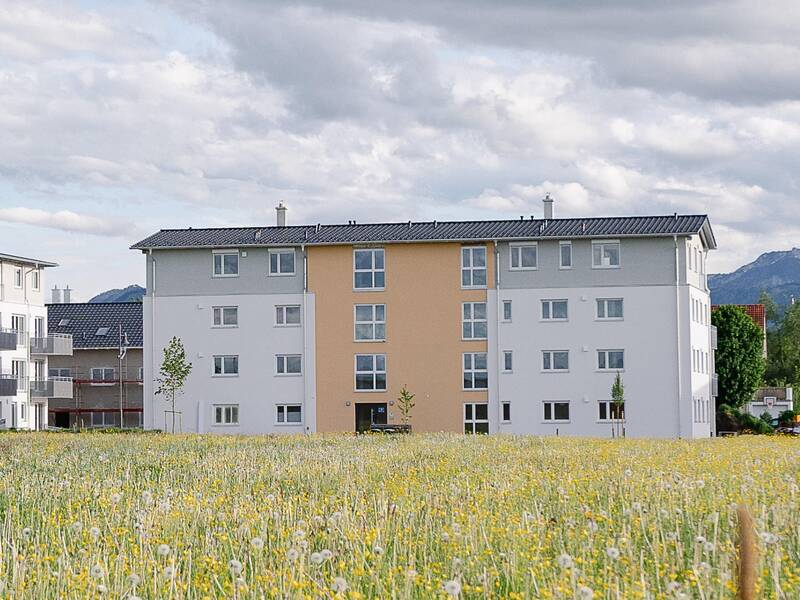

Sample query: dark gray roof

[47,302,143,349]
[131,214,716,250]
[0,252,58,267]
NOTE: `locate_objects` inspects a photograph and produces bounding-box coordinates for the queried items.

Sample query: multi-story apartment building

[47,302,143,429]
[0,252,73,430]
[132,200,717,438]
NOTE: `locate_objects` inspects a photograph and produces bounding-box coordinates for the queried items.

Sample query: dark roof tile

[47,302,142,349]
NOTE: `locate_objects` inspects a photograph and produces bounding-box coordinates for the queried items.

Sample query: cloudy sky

[2,0,799,300]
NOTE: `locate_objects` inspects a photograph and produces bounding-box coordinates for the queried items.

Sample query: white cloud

[0,206,134,237]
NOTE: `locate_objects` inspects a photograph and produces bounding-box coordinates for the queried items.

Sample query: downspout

[493,240,501,432]
[674,236,683,438]
[23,265,35,429]
[148,249,156,431]
[301,244,309,434]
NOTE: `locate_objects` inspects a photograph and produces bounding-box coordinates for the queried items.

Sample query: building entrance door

[355,403,387,432]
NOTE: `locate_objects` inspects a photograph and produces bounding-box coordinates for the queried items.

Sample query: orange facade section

[307,242,494,432]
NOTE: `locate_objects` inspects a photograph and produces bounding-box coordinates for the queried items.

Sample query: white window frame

[461,246,487,289]
[463,352,488,390]
[212,306,238,328]
[268,249,296,276]
[276,305,302,327]
[354,304,386,341]
[354,354,387,392]
[509,242,538,271]
[598,400,625,423]
[501,401,511,423]
[541,299,568,322]
[49,367,71,378]
[502,350,513,373]
[212,355,239,377]
[276,404,303,425]
[502,300,512,322]
[542,350,569,372]
[212,249,239,278]
[90,367,116,386]
[353,248,386,290]
[13,267,22,288]
[559,241,572,269]
[213,404,239,426]
[591,240,621,269]
[276,354,302,376]
[596,298,624,321]
[597,349,625,372]
[31,269,40,290]
[138,367,144,384]
[464,403,489,434]
[462,302,487,340]
[543,400,570,423]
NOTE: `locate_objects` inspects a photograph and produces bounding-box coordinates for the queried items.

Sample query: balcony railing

[0,328,24,350]
[30,333,73,356]
[0,374,18,397]
[30,377,74,399]
[710,325,718,350]
[712,374,719,397]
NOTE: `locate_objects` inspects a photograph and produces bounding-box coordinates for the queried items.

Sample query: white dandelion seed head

[111,493,122,504]
[286,548,299,562]
[97,584,108,594]
[127,574,141,586]
[251,537,264,550]
[760,532,779,545]
[156,544,170,557]
[697,562,712,577]
[266,494,276,503]
[163,566,175,579]
[666,581,681,594]
[141,491,153,504]
[443,579,461,596]
[666,532,678,542]
[695,479,705,489]
[90,565,104,578]
[373,545,384,556]
[70,522,83,533]
[579,585,594,599]
[703,542,715,553]
[452,557,463,569]
[606,547,620,560]
[298,540,308,550]
[321,549,333,560]
[441,532,450,542]
[624,468,633,477]
[158,501,170,512]
[313,516,325,526]
[90,527,101,538]
[587,520,598,533]
[632,502,642,512]
[235,577,246,588]
[310,552,323,565]
[22,527,32,539]
[296,519,307,529]
[332,577,348,593]
[695,535,706,545]
[228,559,243,575]
[659,509,669,518]
[557,553,573,569]
[293,529,306,540]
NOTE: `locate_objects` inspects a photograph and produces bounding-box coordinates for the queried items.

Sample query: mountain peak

[710,249,800,306]
[89,285,145,303]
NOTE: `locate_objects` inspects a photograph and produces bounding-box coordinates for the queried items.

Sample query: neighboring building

[0,252,73,430]
[132,200,718,438]
[746,386,793,420]
[711,303,768,357]
[47,302,143,428]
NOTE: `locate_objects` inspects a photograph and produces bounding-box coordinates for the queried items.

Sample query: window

[13,267,22,288]
[49,368,71,378]
[31,270,40,290]
[510,243,537,270]
[90,411,122,428]
[276,354,302,375]
[597,350,625,371]
[463,352,488,390]
[12,360,26,391]
[560,241,572,269]
[462,302,487,339]
[138,367,144,382]
[90,367,116,384]
[354,304,386,341]
[96,327,110,336]
[212,306,238,327]
[502,351,513,372]
[501,402,511,422]
[598,401,625,422]
[276,305,301,326]
[354,249,385,289]
[58,318,70,327]
[213,355,239,376]
[543,401,570,422]
[213,405,239,425]
[355,354,386,391]
[542,351,569,372]
[213,251,239,277]
[541,299,568,321]
[269,249,295,276]
[464,403,489,434]
[502,300,512,322]
[461,246,487,288]
[592,241,620,268]
[11,314,25,333]
[596,298,624,320]
[276,404,302,424]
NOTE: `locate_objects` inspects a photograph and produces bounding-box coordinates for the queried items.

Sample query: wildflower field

[0,434,798,599]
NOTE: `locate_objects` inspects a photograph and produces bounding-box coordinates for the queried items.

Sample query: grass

[0,433,798,598]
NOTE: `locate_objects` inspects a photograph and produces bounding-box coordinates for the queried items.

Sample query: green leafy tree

[397,385,416,426]
[712,306,765,409]
[611,372,625,438]
[155,336,193,433]
[765,301,800,386]
[758,290,779,326]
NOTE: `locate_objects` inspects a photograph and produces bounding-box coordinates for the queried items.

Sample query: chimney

[63,285,72,304]
[276,202,287,227]
[51,285,61,304]
[543,194,554,220]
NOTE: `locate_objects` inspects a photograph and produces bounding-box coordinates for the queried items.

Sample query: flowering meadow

[0,433,798,599]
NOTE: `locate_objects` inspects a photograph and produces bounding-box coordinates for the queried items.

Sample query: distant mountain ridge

[709,248,800,306]
[89,285,145,303]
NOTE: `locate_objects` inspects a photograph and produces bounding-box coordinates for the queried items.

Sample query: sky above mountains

[1,0,799,299]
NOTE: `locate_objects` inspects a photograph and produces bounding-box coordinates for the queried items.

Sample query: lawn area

[0,434,798,599]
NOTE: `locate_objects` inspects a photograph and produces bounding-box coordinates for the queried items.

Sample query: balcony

[30,333,73,356]
[712,374,719,397]
[710,325,718,350]
[0,328,23,350]
[30,377,74,399]
[0,374,17,397]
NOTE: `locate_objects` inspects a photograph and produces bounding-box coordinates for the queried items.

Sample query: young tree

[611,372,625,438]
[397,385,416,427]
[155,336,192,433]
[712,306,765,409]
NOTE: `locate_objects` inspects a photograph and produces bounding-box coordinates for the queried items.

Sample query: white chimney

[63,285,72,304]
[51,285,61,304]
[543,194,554,220]
[276,202,287,227]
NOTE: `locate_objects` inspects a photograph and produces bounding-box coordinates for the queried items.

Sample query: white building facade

[0,253,73,430]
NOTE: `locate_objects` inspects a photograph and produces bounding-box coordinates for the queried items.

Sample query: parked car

[776,425,800,436]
